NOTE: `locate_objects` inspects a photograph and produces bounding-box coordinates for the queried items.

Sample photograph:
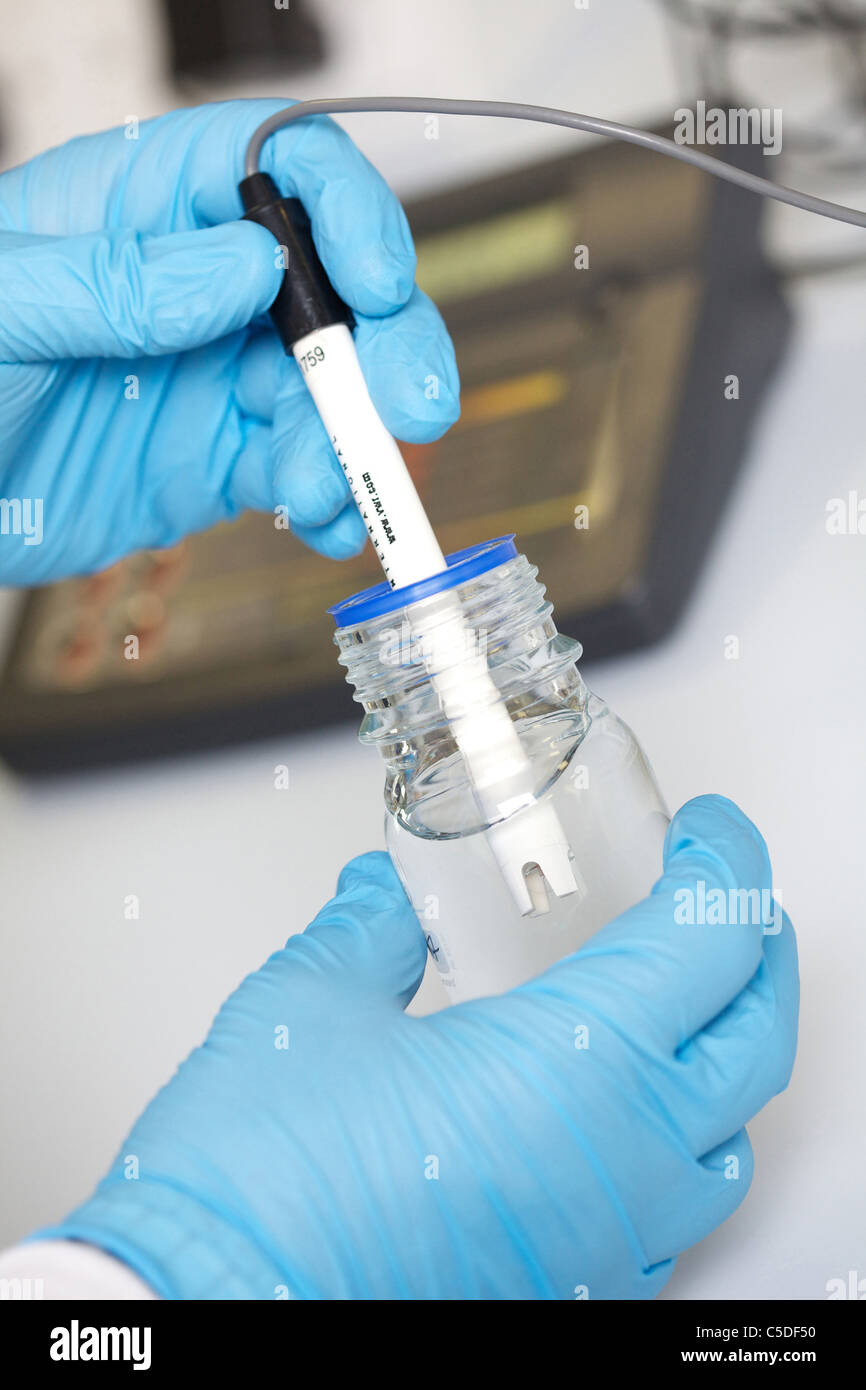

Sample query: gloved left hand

[0,99,459,584]
[34,796,798,1300]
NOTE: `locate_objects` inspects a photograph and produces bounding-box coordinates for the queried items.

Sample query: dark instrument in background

[162,0,326,85]
[0,130,790,772]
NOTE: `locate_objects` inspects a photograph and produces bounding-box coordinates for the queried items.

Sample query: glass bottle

[331,536,669,1005]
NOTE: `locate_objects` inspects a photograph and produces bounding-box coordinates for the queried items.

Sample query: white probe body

[294,323,582,915]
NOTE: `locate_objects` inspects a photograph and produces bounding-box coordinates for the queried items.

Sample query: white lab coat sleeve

[0,1240,158,1299]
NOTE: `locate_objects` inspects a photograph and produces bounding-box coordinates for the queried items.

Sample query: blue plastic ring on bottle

[328,535,518,629]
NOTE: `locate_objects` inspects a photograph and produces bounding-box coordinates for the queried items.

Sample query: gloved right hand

[0,99,459,584]
[37,795,798,1299]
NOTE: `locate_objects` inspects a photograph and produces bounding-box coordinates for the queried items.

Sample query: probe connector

[239,171,354,351]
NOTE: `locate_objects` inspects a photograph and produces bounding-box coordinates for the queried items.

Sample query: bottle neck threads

[334,552,588,757]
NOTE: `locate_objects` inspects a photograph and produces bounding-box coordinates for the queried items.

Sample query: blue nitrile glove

[37,796,798,1300]
[0,100,459,584]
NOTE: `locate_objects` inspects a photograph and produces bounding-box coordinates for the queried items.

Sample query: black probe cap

[239,171,354,352]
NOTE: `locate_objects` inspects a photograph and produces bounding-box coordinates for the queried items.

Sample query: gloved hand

[37,796,798,1300]
[0,100,459,584]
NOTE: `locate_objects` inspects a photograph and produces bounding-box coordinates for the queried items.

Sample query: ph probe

[237,169,579,915]
[239,97,866,915]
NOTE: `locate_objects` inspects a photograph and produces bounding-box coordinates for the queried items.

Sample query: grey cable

[244,95,866,229]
